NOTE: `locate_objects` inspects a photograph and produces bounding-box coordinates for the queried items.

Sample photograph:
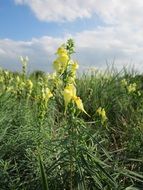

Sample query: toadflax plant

[33,39,143,190]
[38,39,120,190]
[0,39,143,189]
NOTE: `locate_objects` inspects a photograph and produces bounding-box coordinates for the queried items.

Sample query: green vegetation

[0,40,143,189]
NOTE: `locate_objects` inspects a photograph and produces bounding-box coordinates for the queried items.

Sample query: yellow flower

[58,53,69,64]
[96,107,107,124]
[45,88,53,99]
[56,46,67,55]
[96,107,102,115]
[16,76,20,83]
[63,84,89,115]
[127,83,137,93]
[70,62,79,77]
[63,84,76,107]
[42,87,53,103]
[74,96,89,115]
[26,79,33,89]
[121,79,128,87]
[101,109,107,120]
[53,60,61,72]
[53,53,69,74]
[71,62,79,71]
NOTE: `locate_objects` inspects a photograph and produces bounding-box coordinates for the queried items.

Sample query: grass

[0,40,143,189]
[0,68,143,189]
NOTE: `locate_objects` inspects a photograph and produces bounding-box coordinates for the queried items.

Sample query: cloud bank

[1,0,143,72]
[1,26,143,72]
[14,0,143,26]
[15,0,97,22]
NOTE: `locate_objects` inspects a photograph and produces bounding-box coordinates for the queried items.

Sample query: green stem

[68,112,77,190]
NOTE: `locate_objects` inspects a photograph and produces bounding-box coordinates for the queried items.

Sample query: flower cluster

[121,79,128,87]
[96,107,107,124]
[52,40,88,115]
[0,40,87,116]
[127,83,137,93]
[121,79,141,95]
[53,46,69,75]
[41,87,53,104]
[63,84,88,114]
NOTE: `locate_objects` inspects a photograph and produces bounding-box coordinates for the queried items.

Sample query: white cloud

[74,26,143,72]
[1,1,143,72]
[94,0,143,26]
[0,48,6,55]
[14,0,143,26]
[1,25,143,72]
[14,0,96,22]
[0,37,63,72]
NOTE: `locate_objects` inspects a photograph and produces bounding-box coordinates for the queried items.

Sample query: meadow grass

[0,40,143,189]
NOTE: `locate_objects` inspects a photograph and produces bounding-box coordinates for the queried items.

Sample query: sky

[1,0,143,73]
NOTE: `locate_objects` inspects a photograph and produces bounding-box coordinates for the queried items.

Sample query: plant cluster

[0,39,143,189]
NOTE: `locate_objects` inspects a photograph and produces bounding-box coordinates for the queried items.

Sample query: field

[0,40,143,190]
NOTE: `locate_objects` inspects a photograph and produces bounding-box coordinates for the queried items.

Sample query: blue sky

[1,0,143,72]
[0,0,104,40]
[0,0,69,39]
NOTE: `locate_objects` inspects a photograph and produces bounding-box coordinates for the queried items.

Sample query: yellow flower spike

[74,96,89,116]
